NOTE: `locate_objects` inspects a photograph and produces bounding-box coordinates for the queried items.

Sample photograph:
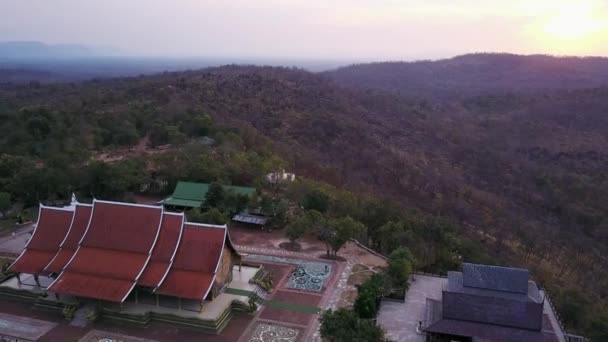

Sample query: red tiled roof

[65,247,149,279]
[50,272,135,303]
[138,213,184,288]
[61,204,92,250]
[157,270,215,300]
[49,201,163,302]
[157,223,226,300]
[44,204,92,273]
[9,207,74,274]
[44,249,73,274]
[173,224,225,273]
[80,201,163,253]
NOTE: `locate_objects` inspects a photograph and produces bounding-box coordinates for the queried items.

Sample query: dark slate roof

[448,271,542,303]
[425,317,545,342]
[232,213,268,225]
[462,263,529,294]
[425,298,545,342]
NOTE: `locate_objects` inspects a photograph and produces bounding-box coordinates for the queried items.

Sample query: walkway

[0,223,33,257]
[377,274,447,342]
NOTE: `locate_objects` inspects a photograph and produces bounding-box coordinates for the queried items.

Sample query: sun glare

[526,0,608,54]
[543,2,605,40]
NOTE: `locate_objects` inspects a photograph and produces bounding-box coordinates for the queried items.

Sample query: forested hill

[324,53,608,99]
[0,65,607,338]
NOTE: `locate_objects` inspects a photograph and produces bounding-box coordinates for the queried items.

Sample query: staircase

[70,303,93,327]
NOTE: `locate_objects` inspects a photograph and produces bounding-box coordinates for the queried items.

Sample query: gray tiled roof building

[425,263,547,342]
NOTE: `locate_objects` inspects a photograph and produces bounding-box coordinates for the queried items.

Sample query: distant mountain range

[0,41,118,59]
[325,53,608,99]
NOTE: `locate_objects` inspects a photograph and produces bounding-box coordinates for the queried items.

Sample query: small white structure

[266,170,296,184]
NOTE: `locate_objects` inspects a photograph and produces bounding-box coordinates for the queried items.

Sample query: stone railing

[542,288,588,342]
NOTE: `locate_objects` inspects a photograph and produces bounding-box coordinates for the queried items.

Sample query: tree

[354,273,385,319]
[188,208,228,225]
[325,216,366,257]
[285,214,309,246]
[387,247,415,291]
[320,309,384,342]
[205,182,225,207]
[302,189,330,213]
[0,192,11,218]
[223,191,250,214]
[261,196,289,227]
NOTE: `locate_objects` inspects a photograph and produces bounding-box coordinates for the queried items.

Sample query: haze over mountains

[0,41,352,82]
[1,47,608,337]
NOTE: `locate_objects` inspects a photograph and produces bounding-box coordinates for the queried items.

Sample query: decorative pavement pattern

[0,312,58,341]
[79,330,160,342]
[247,323,300,342]
[235,245,354,342]
[245,254,332,293]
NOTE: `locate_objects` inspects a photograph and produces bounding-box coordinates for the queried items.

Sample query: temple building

[3,199,257,332]
[424,263,551,342]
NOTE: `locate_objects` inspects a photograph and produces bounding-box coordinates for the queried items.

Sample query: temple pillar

[33,274,41,287]
[16,273,21,284]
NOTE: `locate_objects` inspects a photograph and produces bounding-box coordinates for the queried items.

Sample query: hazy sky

[1,0,607,60]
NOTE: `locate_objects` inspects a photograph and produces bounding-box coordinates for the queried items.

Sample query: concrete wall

[211,246,234,298]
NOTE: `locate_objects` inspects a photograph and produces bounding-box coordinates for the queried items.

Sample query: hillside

[325,53,608,99]
[0,64,607,338]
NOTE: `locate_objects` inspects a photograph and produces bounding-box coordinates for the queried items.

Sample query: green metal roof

[163,181,256,208]
[172,181,209,201]
[163,197,203,208]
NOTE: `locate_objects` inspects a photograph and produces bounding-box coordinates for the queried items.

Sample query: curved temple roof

[9,206,74,274]
[138,212,184,288]
[16,199,237,303]
[48,200,163,302]
[44,204,92,274]
[156,223,227,300]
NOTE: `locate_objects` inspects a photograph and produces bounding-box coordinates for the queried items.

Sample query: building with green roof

[163,181,256,208]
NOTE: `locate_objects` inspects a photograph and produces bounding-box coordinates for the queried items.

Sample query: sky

[1,0,607,61]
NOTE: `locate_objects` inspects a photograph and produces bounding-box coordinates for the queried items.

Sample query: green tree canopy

[188,208,228,225]
[387,247,416,291]
[302,189,330,213]
[320,309,384,342]
[354,273,385,319]
[205,182,225,207]
[0,192,11,218]
[325,216,366,257]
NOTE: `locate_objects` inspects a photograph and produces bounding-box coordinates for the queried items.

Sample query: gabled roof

[425,297,546,342]
[162,198,203,208]
[9,206,74,274]
[171,182,208,202]
[16,199,237,303]
[163,181,256,208]
[48,200,163,302]
[138,212,184,288]
[45,204,92,274]
[156,223,227,300]
[462,263,529,294]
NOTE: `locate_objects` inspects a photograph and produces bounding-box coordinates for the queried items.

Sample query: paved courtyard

[0,223,33,257]
[0,312,57,341]
[245,322,300,342]
[377,274,447,342]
